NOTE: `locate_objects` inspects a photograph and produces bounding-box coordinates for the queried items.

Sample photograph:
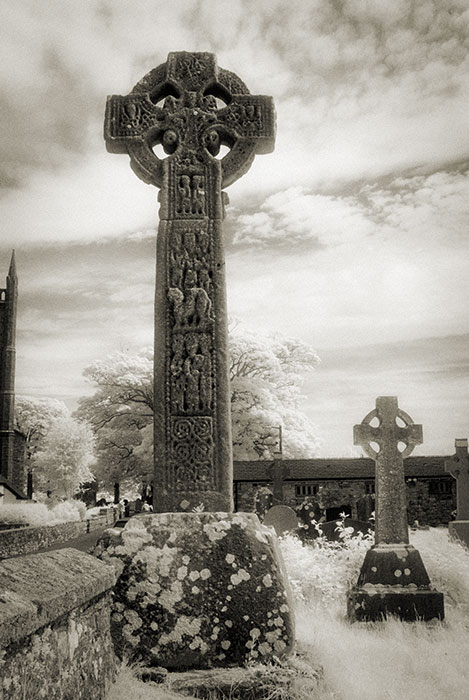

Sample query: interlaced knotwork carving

[170,417,214,491]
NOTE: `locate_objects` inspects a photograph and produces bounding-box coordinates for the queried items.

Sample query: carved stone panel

[169,417,214,491]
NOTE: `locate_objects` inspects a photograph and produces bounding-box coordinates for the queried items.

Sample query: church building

[0,252,27,502]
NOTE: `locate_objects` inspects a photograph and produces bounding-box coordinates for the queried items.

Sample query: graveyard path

[31,526,109,557]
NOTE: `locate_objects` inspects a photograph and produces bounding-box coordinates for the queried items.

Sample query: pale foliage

[15,396,96,498]
[33,415,95,498]
[230,324,321,459]
[76,349,154,489]
[15,395,69,462]
[0,499,87,526]
[279,526,469,700]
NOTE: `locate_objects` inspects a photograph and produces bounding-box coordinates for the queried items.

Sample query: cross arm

[217,95,276,154]
[104,94,165,153]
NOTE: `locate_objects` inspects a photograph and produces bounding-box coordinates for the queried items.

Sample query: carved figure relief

[169,332,213,415]
[176,174,207,216]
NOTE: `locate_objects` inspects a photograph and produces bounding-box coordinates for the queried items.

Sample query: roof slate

[233,456,449,481]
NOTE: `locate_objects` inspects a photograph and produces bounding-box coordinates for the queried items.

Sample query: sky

[1,0,468,456]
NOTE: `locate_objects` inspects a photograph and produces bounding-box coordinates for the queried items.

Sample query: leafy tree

[15,396,96,497]
[75,349,154,490]
[77,328,321,489]
[229,324,321,459]
[33,416,95,498]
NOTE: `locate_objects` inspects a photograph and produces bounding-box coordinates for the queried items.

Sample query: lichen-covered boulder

[93,512,295,669]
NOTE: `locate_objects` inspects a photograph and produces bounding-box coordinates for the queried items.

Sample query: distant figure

[123,499,130,517]
[134,498,143,513]
[142,501,153,512]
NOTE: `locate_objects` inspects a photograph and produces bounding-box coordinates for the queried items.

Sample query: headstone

[347,396,444,621]
[445,438,469,548]
[264,505,298,536]
[98,52,294,670]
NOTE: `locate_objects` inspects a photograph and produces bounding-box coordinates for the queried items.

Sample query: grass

[107,526,469,700]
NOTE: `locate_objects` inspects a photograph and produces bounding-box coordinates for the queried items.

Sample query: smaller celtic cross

[445,439,469,520]
[354,396,423,544]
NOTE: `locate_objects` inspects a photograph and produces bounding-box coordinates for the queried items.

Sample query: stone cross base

[347,544,444,621]
[449,520,469,549]
[94,512,295,669]
[347,587,444,622]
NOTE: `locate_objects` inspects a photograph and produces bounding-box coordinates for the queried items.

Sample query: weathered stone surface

[349,397,443,622]
[94,512,295,669]
[354,396,422,544]
[0,548,116,646]
[445,438,469,520]
[263,505,298,536]
[0,549,116,699]
[104,52,275,512]
[347,587,444,622]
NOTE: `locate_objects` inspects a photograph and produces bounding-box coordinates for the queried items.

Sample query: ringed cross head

[354,396,423,461]
[104,51,276,190]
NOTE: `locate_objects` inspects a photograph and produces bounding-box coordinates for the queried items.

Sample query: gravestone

[445,438,469,548]
[347,396,444,621]
[264,505,298,536]
[98,52,294,670]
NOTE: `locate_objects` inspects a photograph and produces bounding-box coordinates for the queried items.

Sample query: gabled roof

[233,456,450,481]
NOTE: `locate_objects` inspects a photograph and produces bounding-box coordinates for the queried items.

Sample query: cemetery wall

[0,508,118,559]
[0,548,116,700]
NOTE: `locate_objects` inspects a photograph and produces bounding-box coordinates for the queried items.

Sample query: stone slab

[94,512,295,669]
[449,520,469,549]
[0,548,116,647]
[263,505,298,536]
[347,586,444,622]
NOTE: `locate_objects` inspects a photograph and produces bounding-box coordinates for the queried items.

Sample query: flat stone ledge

[0,548,116,647]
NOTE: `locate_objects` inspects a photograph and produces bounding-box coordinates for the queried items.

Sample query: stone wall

[406,480,455,526]
[235,478,455,526]
[0,548,116,700]
[0,509,118,559]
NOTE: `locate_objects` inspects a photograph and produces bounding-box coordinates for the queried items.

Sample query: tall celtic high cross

[105,52,275,511]
[354,396,422,544]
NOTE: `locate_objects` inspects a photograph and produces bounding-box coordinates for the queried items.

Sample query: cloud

[231,187,375,248]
